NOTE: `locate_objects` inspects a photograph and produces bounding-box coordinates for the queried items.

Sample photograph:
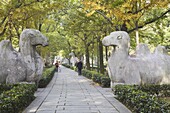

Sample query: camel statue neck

[111,47,129,59]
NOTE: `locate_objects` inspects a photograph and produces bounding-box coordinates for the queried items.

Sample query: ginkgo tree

[0,0,64,40]
[82,0,170,45]
[0,0,69,59]
[1,0,170,72]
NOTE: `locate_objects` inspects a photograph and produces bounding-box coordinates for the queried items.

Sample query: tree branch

[0,22,8,36]
[128,9,170,33]
[0,17,7,27]
[95,10,113,25]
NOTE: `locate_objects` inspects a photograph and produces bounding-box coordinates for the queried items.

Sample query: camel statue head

[102,31,130,51]
[20,29,48,47]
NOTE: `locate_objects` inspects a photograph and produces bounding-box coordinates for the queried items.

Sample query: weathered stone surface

[19,29,48,82]
[69,52,78,66]
[0,40,26,83]
[0,29,48,84]
[102,31,170,86]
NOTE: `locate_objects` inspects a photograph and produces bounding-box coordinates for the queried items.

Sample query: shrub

[82,69,110,88]
[0,84,36,113]
[131,84,170,97]
[62,64,111,88]
[62,63,71,68]
[0,84,15,95]
[101,77,111,88]
[92,71,102,84]
[62,64,77,71]
[82,69,92,79]
[82,69,88,76]
[114,85,170,113]
[161,84,170,97]
[38,66,56,88]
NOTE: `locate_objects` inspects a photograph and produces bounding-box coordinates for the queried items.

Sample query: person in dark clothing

[55,61,59,72]
[76,60,83,75]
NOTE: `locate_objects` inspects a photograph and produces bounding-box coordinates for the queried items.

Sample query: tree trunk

[91,36,96,70]
[135,21,139,45]
[85,45,90,70]
[99,40,104,74]
[67,40,72,65]
[105,46,108,61]
[91,52,94,70]
[97,37,100,72]
[91,42,94,70]
[136,30,139,45]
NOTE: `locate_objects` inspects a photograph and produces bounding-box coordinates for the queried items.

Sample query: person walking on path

[76,59,83,75]
[55,61,59,72]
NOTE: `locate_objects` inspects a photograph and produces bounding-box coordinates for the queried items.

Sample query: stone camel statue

[69,52,78,66]
[102,31,170,87]
[0,29,48,84]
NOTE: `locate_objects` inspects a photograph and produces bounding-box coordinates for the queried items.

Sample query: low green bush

[82,69,87,76]
[114,85,170,113]
[92,71,102,84]
[70,66,77,71]
[62,64,77,71]
[0,84,36,113]
[82,69,93,79]
[82,69,110,88]
[62,64,111,88]
[137,84,170,97]
[62,63,71,68]
[38,66,56,88]
[0,84,15,95]
[101,77,111,88]
[86,71,93,79]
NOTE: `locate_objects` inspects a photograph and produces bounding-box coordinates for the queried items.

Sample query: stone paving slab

[23,66,132,113]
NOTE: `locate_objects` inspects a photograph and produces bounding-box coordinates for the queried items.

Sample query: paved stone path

[23,66,132,113]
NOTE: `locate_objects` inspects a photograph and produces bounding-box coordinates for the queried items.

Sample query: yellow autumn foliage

[82,0,169,30]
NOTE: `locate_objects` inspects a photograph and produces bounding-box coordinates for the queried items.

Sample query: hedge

[62,64,111,88]
[0,84,36,113]
[137,84,170,97]
[62,64,77,71]
[0,84,15,95]
[82,69,110,88]
[38,66,56,88]
[0,66,56,113]
[100,77,111,88]
[114,85,170,113]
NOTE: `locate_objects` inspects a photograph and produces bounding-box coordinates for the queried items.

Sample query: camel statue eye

[117,35,122,40]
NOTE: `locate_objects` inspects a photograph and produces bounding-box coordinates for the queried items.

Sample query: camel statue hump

[154,45,168,55]
[0,40,26,84]
[136,43,150,57]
